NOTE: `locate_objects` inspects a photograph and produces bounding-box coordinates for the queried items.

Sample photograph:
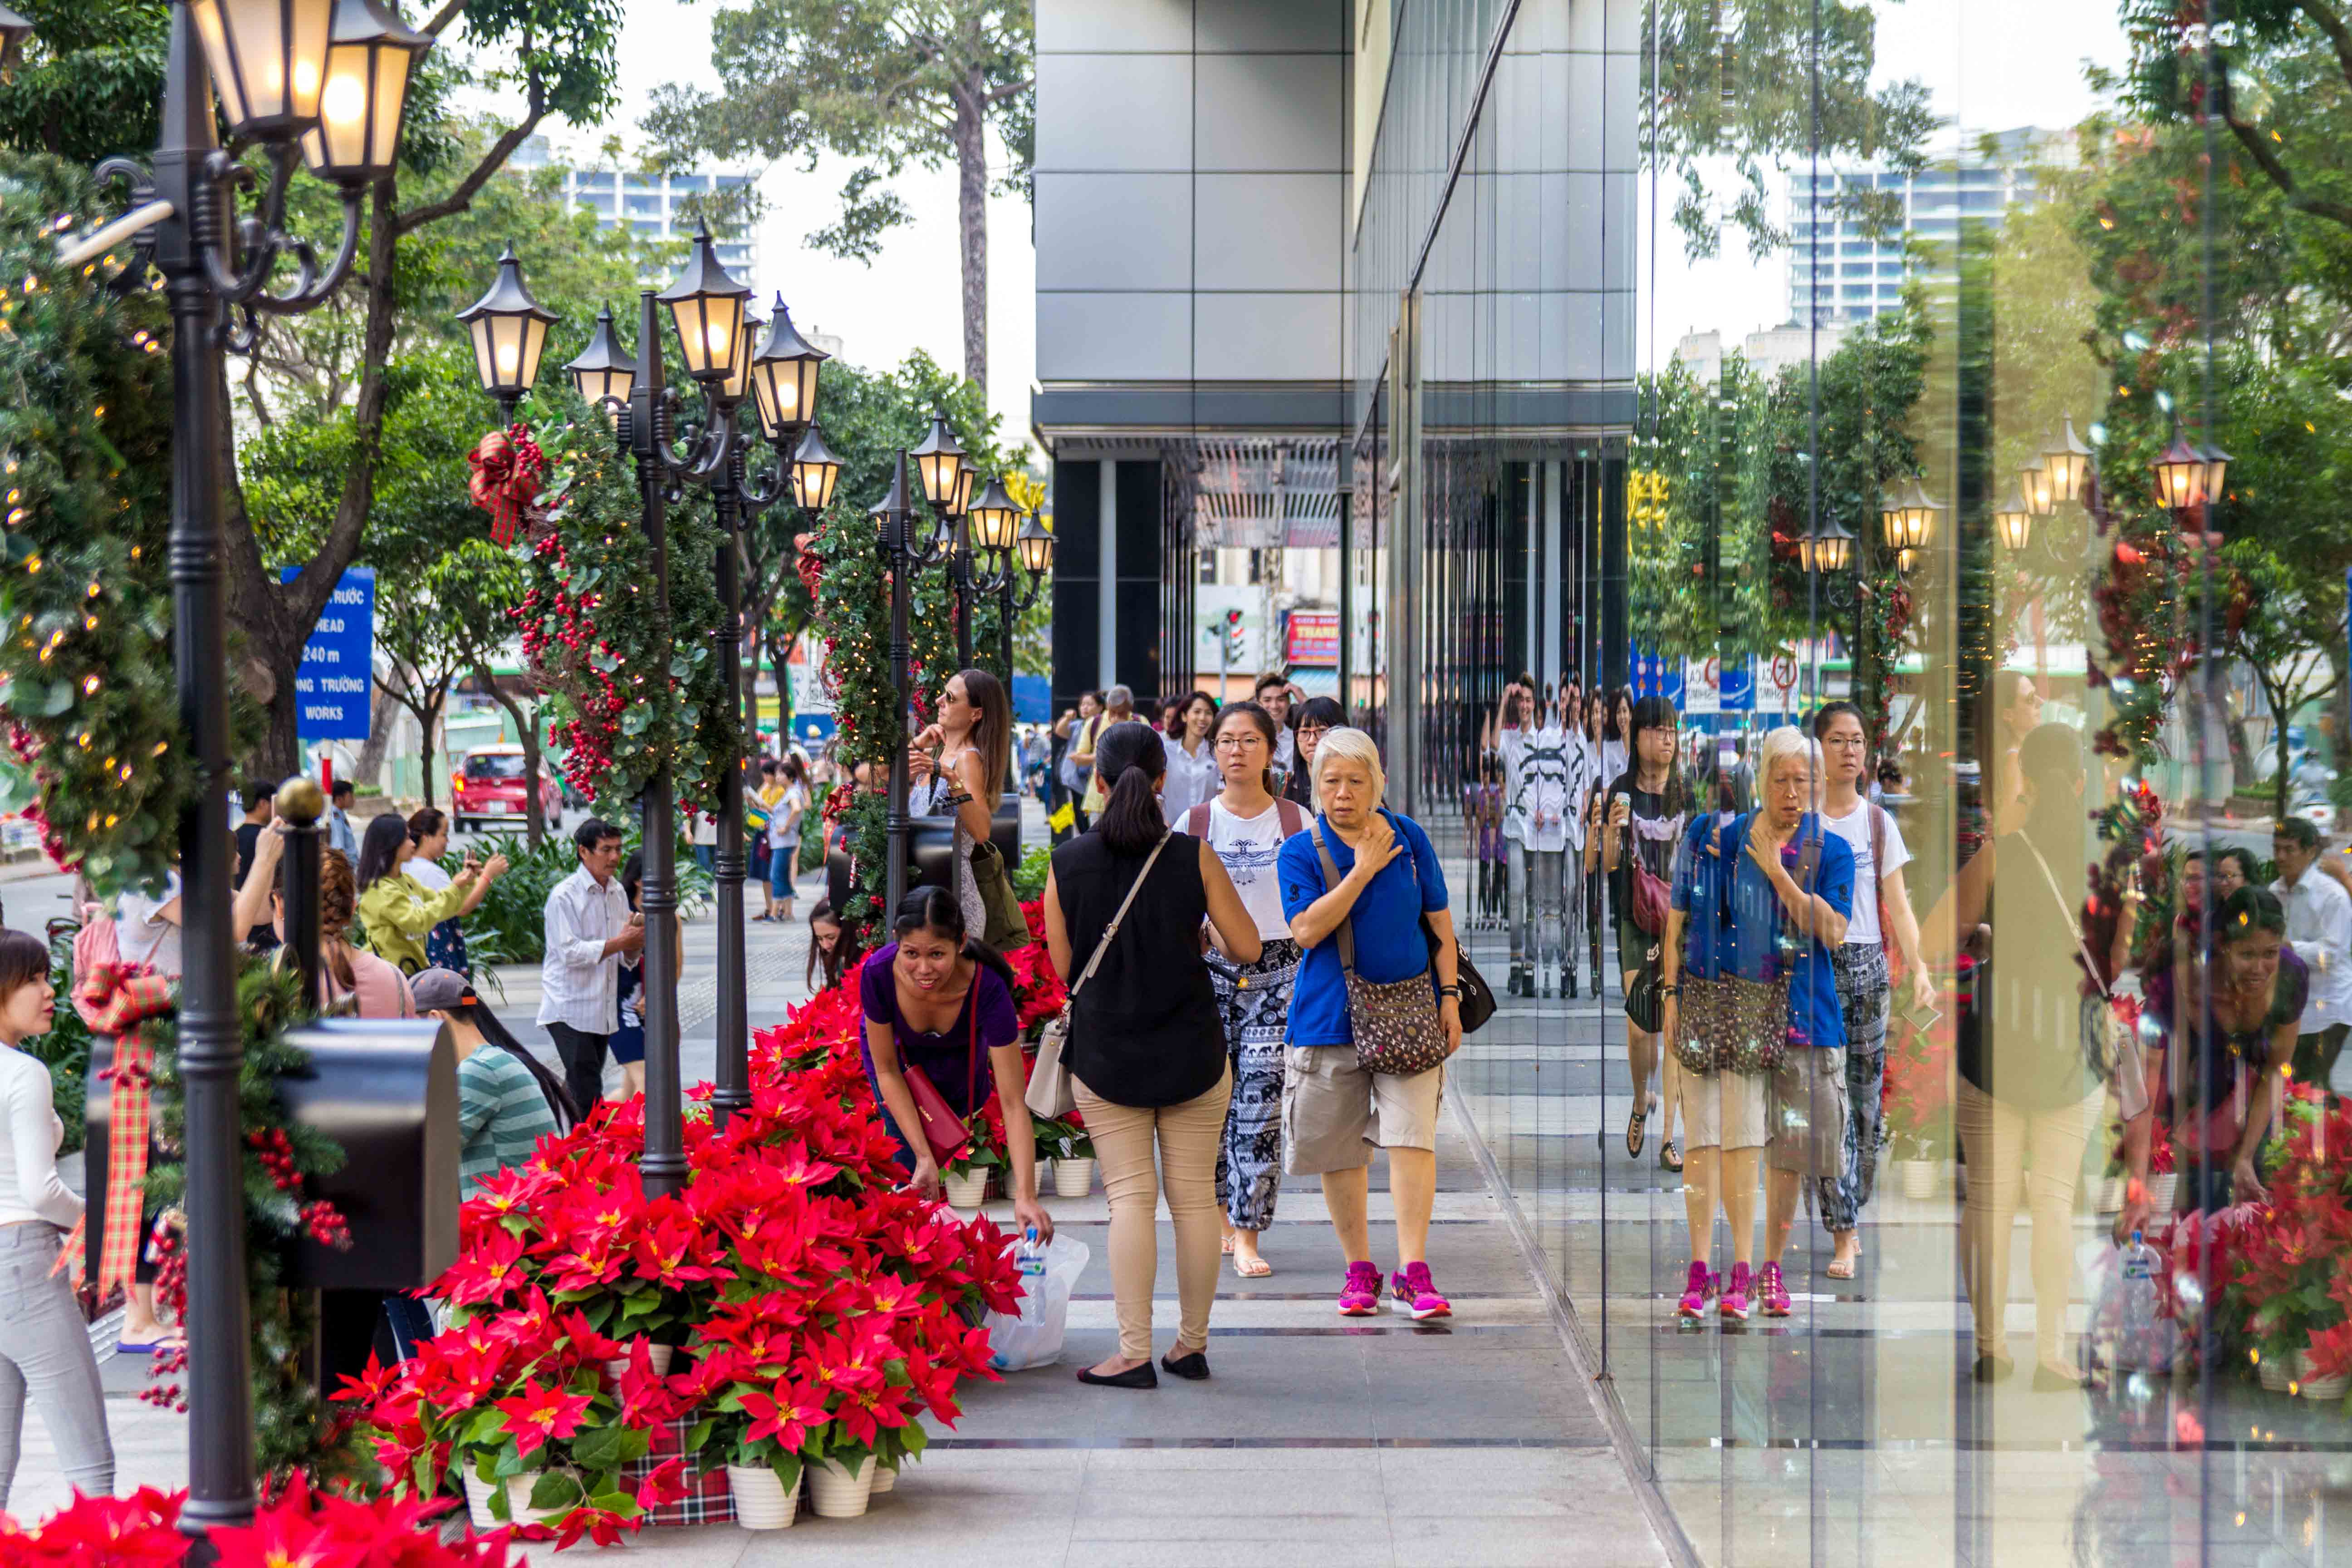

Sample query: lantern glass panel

[1016,523,1053,575]
[196,0,332,138]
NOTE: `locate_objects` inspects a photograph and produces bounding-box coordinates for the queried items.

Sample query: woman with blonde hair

[1279,727,1464,1319]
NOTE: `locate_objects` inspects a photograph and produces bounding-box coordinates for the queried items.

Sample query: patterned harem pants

[1210,937,1300,1231]
[1819,941,1890,1233]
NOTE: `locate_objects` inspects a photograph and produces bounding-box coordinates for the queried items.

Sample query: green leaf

[528,1470,587,1511]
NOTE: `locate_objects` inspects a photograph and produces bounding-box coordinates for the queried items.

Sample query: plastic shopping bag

[983,1233,1089,1372]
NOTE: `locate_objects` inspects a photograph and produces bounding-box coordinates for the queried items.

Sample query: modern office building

[510,135,763,290]
[1787,130,2055,326]
[1031,8,2339,1568]
[1033,0,1635,792]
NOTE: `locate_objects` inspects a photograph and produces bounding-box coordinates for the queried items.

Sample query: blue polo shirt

[1670,810,1853,1049]
[1279,810,1448,1047]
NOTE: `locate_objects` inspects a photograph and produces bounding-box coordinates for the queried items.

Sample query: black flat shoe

[1078,1362,1158,1390]
[1160,1347,1210,1381]
[1972,1353,2014,1384]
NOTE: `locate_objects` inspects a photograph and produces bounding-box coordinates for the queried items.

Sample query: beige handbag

[1024,833,1170,1119]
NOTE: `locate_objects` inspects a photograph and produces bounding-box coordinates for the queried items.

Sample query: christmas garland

[0,153,192,897]
[802,509,899,944]
[511,410,740,816]
[139,956,358,1485]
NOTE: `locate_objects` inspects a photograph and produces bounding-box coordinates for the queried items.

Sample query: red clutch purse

[899,985,981,1166]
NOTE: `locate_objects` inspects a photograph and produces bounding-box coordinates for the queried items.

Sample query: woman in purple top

[859,886,1051,1240]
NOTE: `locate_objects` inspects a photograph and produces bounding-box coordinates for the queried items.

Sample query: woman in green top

[412,969,574,1197]
[354,813,505,974]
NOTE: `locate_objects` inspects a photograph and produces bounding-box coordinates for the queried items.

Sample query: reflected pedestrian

[537,818,642,1112]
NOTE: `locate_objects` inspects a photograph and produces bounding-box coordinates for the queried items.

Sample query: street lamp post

[873,453,953,916]
[68,0,428,1538]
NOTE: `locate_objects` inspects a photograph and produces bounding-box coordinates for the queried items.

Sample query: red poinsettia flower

[738,1380,826,1455]
[494,1378,595,1461]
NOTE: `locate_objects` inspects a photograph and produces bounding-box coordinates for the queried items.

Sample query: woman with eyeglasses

[1184,701,1309,1279]
[1283,696,1344,812]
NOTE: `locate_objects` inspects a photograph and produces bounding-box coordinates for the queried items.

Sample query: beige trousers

[1075,1067,1234,1361]
[1953,1078,2100,1363]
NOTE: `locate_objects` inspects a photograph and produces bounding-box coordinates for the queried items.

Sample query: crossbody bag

[1309,818,1452,1076]
[1023,833,1170,1119]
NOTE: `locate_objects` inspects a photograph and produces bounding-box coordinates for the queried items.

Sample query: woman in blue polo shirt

[1278,727,1464,1321]
[1660,725,1853,1323]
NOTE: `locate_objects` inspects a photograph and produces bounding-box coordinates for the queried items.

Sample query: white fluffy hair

[1756,725,1823,796]
[1312,726,1387,807]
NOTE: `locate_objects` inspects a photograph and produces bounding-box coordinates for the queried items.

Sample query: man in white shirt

[2273,816,2352,1094]
[538,817,644,1113]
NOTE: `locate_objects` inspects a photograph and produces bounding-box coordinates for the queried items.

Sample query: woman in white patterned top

[1189,701,1309,1279]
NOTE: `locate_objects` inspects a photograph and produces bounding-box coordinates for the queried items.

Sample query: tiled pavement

[14,843,1674,1566]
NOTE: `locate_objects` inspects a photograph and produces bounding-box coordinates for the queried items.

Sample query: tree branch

[2220,54,2352,230]
[986,75,1032,105]
[420,0,469,38]
[396,70,548,235]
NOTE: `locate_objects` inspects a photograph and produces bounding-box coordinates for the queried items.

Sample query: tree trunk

[953,68,989,392]
[416,692,443,812]
[228,181,404,776]
[475,663,547,850]
[353,683,396,789]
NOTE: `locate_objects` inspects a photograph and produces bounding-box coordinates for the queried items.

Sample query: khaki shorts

[1282,1046,1446,1173]
[1768,1048,1850,1177]
[1680,1066,1768,1153]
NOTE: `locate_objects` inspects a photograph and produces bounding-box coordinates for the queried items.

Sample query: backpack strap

[1868,803,1887,889]
[1186,803,1211,839]
[1275,798,1306,837]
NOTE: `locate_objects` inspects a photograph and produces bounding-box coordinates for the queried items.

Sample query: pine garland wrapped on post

[0,154,190,896]
[511,395,741,818]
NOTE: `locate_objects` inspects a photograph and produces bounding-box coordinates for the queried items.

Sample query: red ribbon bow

[468,426,547,546]
[73,963,175,1036]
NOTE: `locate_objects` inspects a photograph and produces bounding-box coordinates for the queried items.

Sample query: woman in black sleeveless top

[1045,720,1261,1389]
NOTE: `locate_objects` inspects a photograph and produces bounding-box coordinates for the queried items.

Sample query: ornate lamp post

[456,247,559,425]
[877,421,962,914]
[699,294,829,1127]
[963,473,1051,685]
[65,0,428,1538]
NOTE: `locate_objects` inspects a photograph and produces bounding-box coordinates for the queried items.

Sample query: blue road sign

[283,566,374,741]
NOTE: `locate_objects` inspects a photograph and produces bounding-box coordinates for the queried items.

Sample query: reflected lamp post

[62,0,430,1538]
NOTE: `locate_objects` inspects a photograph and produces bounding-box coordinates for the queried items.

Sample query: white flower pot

[1052,1157,1095,1199]
[2147,1173,2178,1215]
[725,1463,802,1529]
[2097,1175,2124,1214]
[1897,1160,1940,1200]
[601,1341,675,1382]
[2258,1350,2297,1392]
[941,1170,989,1210]
[461,1467,569,1530]
[807,1455,877,1518]
[871,1462,897,1494]
[2297,1349,2352,1401]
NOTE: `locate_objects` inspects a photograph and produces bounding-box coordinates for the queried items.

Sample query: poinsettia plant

[0,1478,521,1565]
[1879,976,1954,1161]
[2206,1085,2352,1385]
[943,1094,1009,1181]
[1030,1107,1093,1163]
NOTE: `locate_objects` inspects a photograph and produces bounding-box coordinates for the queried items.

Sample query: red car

[452,745,564,832]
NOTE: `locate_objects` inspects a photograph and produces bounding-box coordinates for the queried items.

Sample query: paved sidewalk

[20,1115,1669,1567]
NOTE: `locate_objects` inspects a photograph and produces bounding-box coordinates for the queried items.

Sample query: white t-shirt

[1159,736,1222,820]
[1202,797,1294,941]
[1500,722,1577,854]
[116,877,184,980]
[1820,798,1909,947]
[407,857,453,893]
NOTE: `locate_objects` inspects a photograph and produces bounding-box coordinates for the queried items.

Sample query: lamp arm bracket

[743,457,789,513]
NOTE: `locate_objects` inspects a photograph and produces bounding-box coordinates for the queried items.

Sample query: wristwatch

[1658,984,1681,997]
[1437,985,1461,999]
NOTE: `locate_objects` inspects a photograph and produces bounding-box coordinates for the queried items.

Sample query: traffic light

[1225,608,1243,632]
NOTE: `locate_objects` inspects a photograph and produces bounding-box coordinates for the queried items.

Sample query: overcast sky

[471,0,2126,445]
[470,0,1041,455]
[1643,0,2129,364]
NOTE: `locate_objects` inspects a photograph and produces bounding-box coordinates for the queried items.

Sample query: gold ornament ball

[274,776,327,826]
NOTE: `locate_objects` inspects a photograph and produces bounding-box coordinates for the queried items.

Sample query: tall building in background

[1787,127,2059,325]
[510,136,767,300]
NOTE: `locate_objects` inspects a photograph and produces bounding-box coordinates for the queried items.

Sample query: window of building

[1959,190,2003,212]
[625,192,663,216]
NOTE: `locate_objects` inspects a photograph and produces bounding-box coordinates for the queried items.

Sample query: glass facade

[1334,0,2352,1564]
[1033,1,2352,1548]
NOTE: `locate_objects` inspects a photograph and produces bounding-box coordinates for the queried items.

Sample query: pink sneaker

[1720,1261,1753,1322]
[1390,1262,1452,1320]
[1676,1260,1716,1319]
[1759,1261,1792,1318]
[1337,1261,1382,1316]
